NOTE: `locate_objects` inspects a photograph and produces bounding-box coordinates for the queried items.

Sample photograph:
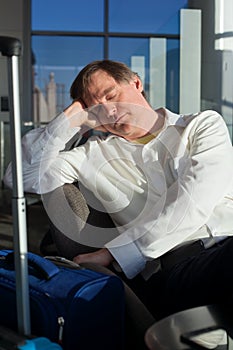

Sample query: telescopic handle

[0,36,21,57]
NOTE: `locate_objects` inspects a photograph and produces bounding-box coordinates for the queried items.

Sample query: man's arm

[73,248,114,266]
[4,101,97,194]
[73,112,233,278]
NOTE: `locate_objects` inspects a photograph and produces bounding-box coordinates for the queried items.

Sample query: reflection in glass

[131,56,145,86]
[149,38,166,109]
[109,37,180,113]
[166,39,180,113]
[109,37,149,96]
[32,36,104,123]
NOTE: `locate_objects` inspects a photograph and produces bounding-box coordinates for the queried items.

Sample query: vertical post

[179,9,202,114]
[0,36,31,336]
[7,54,31,335]
[149,38,166,109]
[131,56,145,86]
[104,0,109,59]
[0,120,4,183]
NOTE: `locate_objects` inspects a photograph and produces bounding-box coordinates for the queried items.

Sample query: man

[4,60,233,320]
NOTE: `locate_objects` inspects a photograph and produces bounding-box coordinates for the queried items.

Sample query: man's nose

[101,103,117,119]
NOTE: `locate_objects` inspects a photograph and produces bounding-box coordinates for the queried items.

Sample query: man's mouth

[114,113,128,127]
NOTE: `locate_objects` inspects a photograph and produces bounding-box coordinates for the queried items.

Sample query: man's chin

[114,123,132,134]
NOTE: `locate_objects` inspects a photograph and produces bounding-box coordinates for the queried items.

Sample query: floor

[0,186,50,255]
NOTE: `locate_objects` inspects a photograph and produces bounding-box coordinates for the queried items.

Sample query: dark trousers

[123,236,233,320]
[49,229,233,321]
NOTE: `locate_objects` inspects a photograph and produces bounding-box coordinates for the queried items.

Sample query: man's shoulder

[183,109,221,122]
[180,110,223,129]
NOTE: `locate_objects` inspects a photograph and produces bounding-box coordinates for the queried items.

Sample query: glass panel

[109,37,179,112]
[32,0,104,32]
[179,9,201,114]
[109,37,149,95]
[166,39,180,113]
[150,38,180,112]
[109,0,188,34]
[149,38,166,109]
[32,36,104,122]
[215,0,233,52]
[214,0,233,140]
[131,56,146,86]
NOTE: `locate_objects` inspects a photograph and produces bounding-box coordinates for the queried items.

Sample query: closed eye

[106,93,117,100]
[105,85,118,101]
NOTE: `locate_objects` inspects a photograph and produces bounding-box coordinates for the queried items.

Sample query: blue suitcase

[0,325,62,350]
[0,250,125,350]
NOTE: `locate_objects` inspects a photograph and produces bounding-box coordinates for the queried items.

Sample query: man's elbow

[3,163,38,194]
[3,163,13,189]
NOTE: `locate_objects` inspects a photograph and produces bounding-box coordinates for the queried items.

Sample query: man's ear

[132,75,143,93]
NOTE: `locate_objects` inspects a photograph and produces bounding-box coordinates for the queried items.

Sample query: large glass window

[31,0,188,123]
[32,36,104,116]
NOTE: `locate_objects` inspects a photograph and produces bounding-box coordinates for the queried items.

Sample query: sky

[31,0,188,110]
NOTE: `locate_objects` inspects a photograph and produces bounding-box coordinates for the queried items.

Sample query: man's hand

[64,100,107,131]
[73,248,114,267]
[64,99,90,128]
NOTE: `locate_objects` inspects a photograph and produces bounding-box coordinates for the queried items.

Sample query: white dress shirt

[4,108,233,278]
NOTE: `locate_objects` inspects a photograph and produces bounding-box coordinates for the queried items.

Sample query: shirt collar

[161,108,187,128]
[105,108,187,142]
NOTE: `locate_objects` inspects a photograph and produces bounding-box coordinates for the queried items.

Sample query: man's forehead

[89,71,116,88]
[85,71,117,100]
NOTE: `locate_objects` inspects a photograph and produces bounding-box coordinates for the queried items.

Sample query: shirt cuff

[105,235,146,279]
[47,112,80,143]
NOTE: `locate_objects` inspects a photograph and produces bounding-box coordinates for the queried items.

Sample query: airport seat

[40,181,116,259]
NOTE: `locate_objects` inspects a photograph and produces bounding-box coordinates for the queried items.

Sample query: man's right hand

[64,100,107,131]
[63,99,90,128]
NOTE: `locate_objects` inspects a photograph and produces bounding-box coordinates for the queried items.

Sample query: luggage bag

[0,35,64,350]
[0,325,61,350]
[0,36,125,350]
[0,250,125,350]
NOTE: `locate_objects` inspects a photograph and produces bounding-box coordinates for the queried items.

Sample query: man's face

[83,70,156,140]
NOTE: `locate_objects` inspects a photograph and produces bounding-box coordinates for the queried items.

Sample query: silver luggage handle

[0,36,21,57]
[0,36,30,336]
